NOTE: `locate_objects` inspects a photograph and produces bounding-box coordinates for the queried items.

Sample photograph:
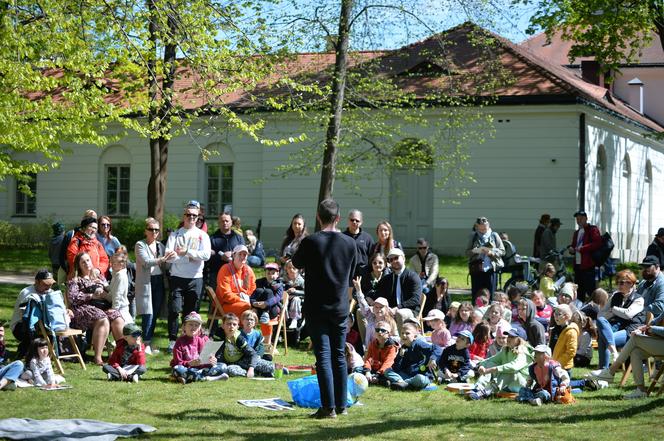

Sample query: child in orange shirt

[362,320,399,386]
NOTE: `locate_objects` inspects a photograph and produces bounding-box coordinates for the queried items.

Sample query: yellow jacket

[552,322,579,370]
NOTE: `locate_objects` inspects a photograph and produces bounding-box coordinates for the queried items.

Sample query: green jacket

[477,345,534,392]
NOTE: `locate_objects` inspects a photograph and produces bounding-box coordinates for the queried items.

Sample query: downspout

[578,112,586,211]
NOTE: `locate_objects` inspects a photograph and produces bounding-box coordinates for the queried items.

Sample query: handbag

[469,259,485,275]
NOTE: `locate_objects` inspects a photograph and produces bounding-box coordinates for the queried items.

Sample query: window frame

[105,164,131,217]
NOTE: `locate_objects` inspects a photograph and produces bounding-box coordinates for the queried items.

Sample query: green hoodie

[476,344,534,392]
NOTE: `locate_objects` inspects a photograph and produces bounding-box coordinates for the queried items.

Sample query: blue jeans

[307,315,347,409]
[596,317,628,368]
[0,361,25,383]
[383,369,431,390]
[141,274,165,343]
[172,364,225,383]
[518,387,552,403]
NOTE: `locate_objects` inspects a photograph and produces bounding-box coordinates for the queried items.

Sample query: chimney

[581,60,601,86]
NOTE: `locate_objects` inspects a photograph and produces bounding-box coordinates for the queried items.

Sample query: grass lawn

[2,283,664,440]
[0,248,49,274]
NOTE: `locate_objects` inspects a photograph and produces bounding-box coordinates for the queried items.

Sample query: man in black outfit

[342,209,375,275]
[207,212,244,289]
[292,199,357,419]
[376,248,422,332]
[646,228,664,267]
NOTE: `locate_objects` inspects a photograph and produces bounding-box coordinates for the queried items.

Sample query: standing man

[408,238,439,294]
[645,228,664,267]
[207,212,244,290]
[567,210,601,303]
[292,199,357,419]
[540,218,562,267]
[342,209,375,276]
[533,214,550,258]
[165,202,211,352]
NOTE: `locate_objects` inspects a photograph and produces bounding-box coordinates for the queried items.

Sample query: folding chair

[418,293,428,330]
[647,357,664,396]
[266,292,289,357]
[205,286,225,330]
[38,320,86,375]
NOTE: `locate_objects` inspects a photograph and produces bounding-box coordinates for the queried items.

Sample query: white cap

[233,244,249,254]
[422,309,445,321]
[387,248,405,258]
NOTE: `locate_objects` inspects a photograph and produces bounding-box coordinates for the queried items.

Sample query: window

[15,173,36,216]
[206,164,233,215]
[106,165,130,216]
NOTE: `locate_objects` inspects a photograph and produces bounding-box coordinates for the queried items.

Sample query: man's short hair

[318,199,340,225]
[402,321,420,333]
[348,209,362,219]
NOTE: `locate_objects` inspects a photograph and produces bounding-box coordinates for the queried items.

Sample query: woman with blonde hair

[371,221,402,256]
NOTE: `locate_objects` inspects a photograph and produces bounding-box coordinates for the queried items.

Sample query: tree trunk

[316,0,353,230]
[146,1,176,227]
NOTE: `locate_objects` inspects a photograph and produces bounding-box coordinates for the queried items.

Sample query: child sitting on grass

[444,301,460,329]
[468,327,533,400]
[448,301,474,336]
[21,338,65,387]
[103,323,146,382]
[214,313,275,378]
[239,310,267,360]
[363,320,399,385]
[422,309,451,348]
[531,290,553,329]
[436,330,473,383]
[486,329,507,358]
[384,322,441,391]
[171,312,228,384]
[517,344,570,406]
[345,342,364,374]
[539,263,557,298]
[468,322,492,363]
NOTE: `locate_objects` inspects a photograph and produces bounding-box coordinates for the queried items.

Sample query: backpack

[591,232,614,267]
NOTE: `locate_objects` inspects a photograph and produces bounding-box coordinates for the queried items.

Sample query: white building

[3,24,663,260]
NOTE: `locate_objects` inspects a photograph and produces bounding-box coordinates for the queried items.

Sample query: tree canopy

[524,0,664,72]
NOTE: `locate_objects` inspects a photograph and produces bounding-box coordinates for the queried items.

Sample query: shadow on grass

[148,407,251,424]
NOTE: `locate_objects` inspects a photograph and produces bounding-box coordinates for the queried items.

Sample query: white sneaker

[132,374,139,383]
[587,368,614,382]
[205,373,229,382]
[624,389,648,399]
[529,398,543,406]
[144,346,152,355]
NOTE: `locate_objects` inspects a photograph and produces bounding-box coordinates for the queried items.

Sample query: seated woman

[371,221,402,256]
[595,270,645,369]
[216,244,256,318]
[67,252,125,365]
[589,311,664,399]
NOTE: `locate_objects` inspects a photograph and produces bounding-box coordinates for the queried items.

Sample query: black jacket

[646,239,664,267]
[376,268,422,315]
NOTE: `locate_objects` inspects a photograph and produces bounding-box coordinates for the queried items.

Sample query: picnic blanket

[0,418,156,441]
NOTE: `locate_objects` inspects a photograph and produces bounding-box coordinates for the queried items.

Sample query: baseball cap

[386,248,405,259]
[454,330,474,345]
[183,312,203,324]
[35,269,56,285]
[422,309,445,321]
[503,327,526,339]
[573,210,587,217]
[233,244,249,254]
[639,255,660,267]
[449,301,461,310]
[533,344,551,356]
[656,228,664,237]
[123,323,142,338]
[373,297,389,307]
[264,262,280,271]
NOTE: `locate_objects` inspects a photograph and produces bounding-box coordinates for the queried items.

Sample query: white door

[390,169,434,248]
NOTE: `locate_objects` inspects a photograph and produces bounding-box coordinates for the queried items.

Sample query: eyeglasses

[146,228,160,233]
[100,223,110,228]
[617,280,633,285]
[349,219,361,223]
[417,246,428,250]
[185,213,198,218]
[387,257,399,262]
[374,328,389,334]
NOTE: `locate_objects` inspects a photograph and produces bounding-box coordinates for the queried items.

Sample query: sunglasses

[146,228,160,233]
[185,213,198,218]
[387,257,399,262]
[349,219,361,223]
[374,328,389,334]
[100,223,111,228]
[417,246,428,250]
[617,280,633,285]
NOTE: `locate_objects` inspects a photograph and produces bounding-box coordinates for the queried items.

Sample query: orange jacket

[363,338,399,374]
[216,262,256,310]
[67,231,109,279]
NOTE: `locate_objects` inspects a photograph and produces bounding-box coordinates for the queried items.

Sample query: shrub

[0,220,52,248]
[616,261,640,275]
[112,213,184,249]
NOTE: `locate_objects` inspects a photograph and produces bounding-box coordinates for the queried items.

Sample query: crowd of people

[2,204,664,416]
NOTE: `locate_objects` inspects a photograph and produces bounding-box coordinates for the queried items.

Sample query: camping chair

[38,320,86,375]
[205,286,225,330]
[647,357,664,396]
[265,292,289,357]
[619,312,655,387]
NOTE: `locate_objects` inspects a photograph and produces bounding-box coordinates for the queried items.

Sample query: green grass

[439,256,471,289]
[2,283,664,440]
[0,248,50,274]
